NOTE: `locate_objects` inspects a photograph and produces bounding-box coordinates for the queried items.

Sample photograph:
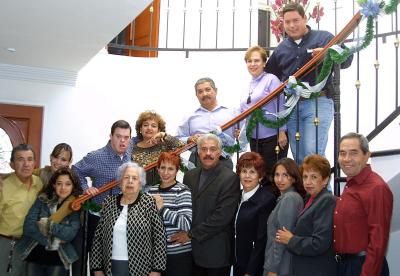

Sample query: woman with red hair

[234,152,276,276]
[147,152,193,276]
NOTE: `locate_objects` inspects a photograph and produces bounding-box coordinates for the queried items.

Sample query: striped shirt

[147,182,192,255]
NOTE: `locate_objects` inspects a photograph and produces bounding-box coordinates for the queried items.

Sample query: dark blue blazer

[234,186,276,276]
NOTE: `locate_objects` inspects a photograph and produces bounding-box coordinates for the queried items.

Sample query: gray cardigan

[264,187,303,276]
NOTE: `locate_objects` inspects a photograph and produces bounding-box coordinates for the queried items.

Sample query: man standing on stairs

[0,144,43,276]
[170,134,240,276]
[265,2,353,164]
[334,132,393,276]
[72,120,133,274]
[176,77,238,169]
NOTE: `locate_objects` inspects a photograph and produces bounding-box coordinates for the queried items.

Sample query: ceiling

[0,0,152,73]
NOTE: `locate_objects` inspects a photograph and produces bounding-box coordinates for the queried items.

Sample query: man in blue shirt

[72,120,133,265]
[266,2,353,164]
[176,77,237,169]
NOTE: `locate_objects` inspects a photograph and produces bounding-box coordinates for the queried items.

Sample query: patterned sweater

[147,182,192,255]
[90,193,167,275]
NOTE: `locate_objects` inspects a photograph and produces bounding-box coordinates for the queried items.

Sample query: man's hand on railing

[310,47,324,57]
[234,128,241,139]
[85,187,99,196]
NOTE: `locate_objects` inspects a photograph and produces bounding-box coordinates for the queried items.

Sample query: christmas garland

[82,201,102,212]
[246,0,399,136]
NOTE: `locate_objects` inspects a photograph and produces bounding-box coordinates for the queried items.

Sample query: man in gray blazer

[170,133,240,276]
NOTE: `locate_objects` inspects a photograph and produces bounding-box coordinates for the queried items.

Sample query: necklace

[247,89,253,104]
[247,73,265,104]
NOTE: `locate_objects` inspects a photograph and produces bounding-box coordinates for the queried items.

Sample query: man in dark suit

[171,133,240,276]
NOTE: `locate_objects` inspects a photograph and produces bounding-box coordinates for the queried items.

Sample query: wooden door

[0,103,43,168]
[128,0,161,57]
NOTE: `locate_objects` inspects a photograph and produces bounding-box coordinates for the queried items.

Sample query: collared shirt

[0,174,43,237]
[176,104,237,141]
[333,165,393,276]
[175,104,238,157]
[240,72,286,138]
[266,26,353,93]
[72,141,133,204]
[240,184,259,203]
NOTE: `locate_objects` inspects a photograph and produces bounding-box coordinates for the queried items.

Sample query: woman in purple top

[240,45,289,186]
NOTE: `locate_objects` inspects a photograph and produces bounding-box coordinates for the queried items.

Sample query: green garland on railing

[82,201,102,212]
[384,0,399,14]
[246,108,291,140]
[180,162,189,173]
[362,16,375,50]
[223,143,241,154]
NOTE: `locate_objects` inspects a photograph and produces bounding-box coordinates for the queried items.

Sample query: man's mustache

[201,95,211,100]
[203,155,214,160]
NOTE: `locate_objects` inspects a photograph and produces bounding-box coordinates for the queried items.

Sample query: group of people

[0,2,394,276]
[0,131,394,276]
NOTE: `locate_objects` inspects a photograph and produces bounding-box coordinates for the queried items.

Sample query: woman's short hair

[236,152,266,178]
[157,152,181,171]
[244,45,268,63]
[271,158,305,196]
[50,143,73,162]
[117,162,146,187]
[301,154,331,179]
[135,111,166,140]
[44,167,82,199]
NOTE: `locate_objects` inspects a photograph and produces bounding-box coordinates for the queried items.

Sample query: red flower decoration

[310,6,324,23]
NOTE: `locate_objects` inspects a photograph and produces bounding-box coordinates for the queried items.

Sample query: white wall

[0,49,250,163]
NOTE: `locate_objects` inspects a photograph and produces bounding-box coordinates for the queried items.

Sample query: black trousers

[192,263,231,276]
[337,256,389,276]
[250,134,288,185]
[233,264,263,276]
[162,251,192,276]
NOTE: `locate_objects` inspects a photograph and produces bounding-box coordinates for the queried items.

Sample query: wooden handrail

[71,11,362,211]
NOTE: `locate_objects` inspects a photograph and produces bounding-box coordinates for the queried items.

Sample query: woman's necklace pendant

[246,95,251,104]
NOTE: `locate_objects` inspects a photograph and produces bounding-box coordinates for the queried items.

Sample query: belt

[0,234,20,241]
[300,90,327,101]
[335,251,367,263]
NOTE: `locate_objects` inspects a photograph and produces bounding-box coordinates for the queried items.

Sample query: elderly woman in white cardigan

[91,162,167,276]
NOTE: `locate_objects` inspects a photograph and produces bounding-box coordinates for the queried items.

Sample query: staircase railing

[71,11,362,211]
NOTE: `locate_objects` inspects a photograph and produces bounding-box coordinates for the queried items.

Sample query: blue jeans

[287,96,333,164]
